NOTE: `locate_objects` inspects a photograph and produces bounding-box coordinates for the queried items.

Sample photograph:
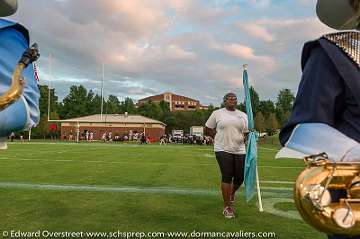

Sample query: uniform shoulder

[236,109,247,117]
[212,108,224,114]
[0,19,29,43]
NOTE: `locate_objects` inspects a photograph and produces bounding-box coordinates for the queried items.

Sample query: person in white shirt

[160,135,166,145]
[89,131,94,142]
[205,93,248,219]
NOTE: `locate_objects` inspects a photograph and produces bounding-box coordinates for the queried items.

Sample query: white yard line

[261,180,294,185]
[0,182,292,195]
[258,147,280,151]
[199,147,280,152]
[260,165,303,169]
[0,157,303,168]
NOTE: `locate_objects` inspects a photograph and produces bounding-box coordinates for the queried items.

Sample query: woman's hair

[350,0,360,11]
[223,93,237,102]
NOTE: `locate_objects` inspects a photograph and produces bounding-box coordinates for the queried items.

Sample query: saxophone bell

[294,153,360,235]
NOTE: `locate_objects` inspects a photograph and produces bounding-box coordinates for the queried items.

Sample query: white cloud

[210,42,277,72]
[234,17,332,56]
[297,0,315,6]
[248,0,272,8]
[163,44,197,60]
[256,17,332,38]
[236,22,275,42]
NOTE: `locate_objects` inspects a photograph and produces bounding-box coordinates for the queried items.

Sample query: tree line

[32,84,295,138]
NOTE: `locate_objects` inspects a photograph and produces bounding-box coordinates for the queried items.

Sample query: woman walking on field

[205,93,248,219]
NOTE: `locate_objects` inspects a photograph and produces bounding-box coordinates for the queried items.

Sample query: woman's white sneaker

[223,206,235,219]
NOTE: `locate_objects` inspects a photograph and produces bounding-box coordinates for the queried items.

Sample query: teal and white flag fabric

[243,66,258,202]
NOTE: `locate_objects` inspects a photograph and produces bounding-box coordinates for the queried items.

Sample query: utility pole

[100,63,105,121]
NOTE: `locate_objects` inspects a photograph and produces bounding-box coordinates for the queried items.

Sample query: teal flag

[243,66,258,202]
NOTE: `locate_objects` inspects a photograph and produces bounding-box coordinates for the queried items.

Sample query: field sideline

[0,142,324,239]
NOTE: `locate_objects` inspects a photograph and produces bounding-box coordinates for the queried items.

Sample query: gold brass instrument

[294,153,360,235]
[0,43,40,111]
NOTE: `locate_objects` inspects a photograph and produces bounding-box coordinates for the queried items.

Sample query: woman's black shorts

[215,151,245,185]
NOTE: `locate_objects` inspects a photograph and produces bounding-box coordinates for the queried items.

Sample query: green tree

[85,89,95,114]
[275,89,295,127]
[106,95,121,114]
[159,100,170,113]
[163,113,176,133]
[120,97,136,114]
[254,112,266,132]
[60,85,89,119]
[236,102,246,112]
[171,111,193,133]
[265,113,279,135]
[137,101,162,120]
[249,86,260,114]
[238,87,259,113]
[91,94,103,115]
[259,100,275,119]
[37,85,59,119]
[32,85,61,138]
[158,100,173,131]
[276,89,295,112]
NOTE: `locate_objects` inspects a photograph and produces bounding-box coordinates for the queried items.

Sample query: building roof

[172,94,199,102]
[60,114,166,126]
[138,93,164,102]
[138,92,199,103]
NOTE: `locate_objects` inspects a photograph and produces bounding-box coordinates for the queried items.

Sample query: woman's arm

[204,126,216,139]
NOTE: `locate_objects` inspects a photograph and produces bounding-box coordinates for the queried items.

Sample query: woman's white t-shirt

[205,108,248,154]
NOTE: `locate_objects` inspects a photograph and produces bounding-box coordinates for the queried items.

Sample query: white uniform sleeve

[205,111,217,129]
[276,123,359,161]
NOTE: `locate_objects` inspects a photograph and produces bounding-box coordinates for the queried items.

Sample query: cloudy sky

[10,0,333,106]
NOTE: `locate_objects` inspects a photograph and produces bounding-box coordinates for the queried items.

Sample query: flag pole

[242,64,263,212]
[256,166,264,212]
[47,53,52,121]
[100,63,105,122]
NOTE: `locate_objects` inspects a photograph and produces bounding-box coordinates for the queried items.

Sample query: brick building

[60,114,166,141]
[137,92,208,112]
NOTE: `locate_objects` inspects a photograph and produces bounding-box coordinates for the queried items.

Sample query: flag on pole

[243,64,259,202]
[33,63,40,83]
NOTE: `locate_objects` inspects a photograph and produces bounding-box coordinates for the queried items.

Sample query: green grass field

[0,142,325,239]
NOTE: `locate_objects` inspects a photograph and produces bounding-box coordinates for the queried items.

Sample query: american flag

[33,63,40,83]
